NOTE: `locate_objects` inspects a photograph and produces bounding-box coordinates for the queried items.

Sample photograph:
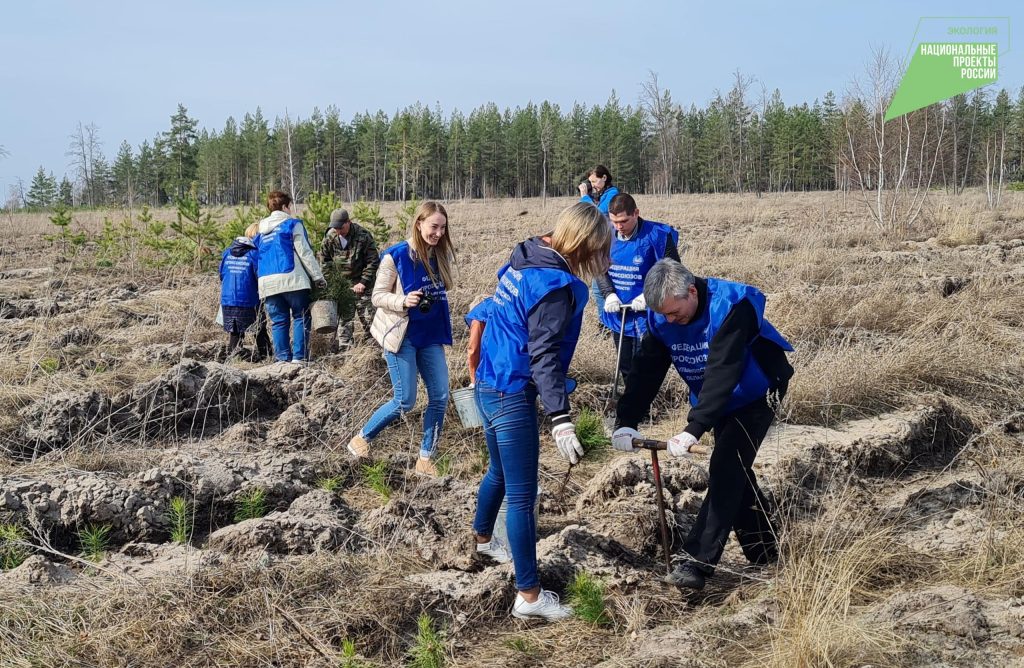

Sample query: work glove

[314,278,328,290]
[630,294,647,311]
[667,431,699,458]
[612,427,641,453]
[552,422,585,465]
[603,293,622,314]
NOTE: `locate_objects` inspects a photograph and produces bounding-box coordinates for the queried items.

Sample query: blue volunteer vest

[599,219,679,337]
[476,263,589,394]
[647,278,793,413]
[384,241,452,348]
[464,297,493,328]
[219,246,259,307]
[256,218,308,277]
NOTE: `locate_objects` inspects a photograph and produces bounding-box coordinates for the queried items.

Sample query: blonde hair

[549,202,611,282]
[244,223,260,239]
[409,201,457,289]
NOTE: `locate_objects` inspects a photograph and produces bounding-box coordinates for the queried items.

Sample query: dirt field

[2,191,1024,667]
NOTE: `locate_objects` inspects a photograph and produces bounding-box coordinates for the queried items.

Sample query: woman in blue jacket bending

[471,202,611,622]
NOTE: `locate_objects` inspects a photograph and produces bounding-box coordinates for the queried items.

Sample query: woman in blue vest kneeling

[471,202,611,622]
[256,190,325,363]
[351,201,457,478]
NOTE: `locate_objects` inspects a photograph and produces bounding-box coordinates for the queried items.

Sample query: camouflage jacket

[318,221,380,289]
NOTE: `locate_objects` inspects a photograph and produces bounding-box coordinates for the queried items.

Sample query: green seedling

[233,487,268,522]
[168,496,192,544]
[409,613,445,668]
[575,407,610,454]
[78,524,112,563]
[568,570,610,626]
[0,523,30,570]
[361,461,391,501]
[317,476,344,493]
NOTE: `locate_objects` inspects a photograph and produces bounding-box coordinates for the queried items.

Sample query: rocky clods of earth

[11,359,348,459]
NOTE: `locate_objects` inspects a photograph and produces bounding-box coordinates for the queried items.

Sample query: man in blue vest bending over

[596,193,680,383]
[612,259,794,590]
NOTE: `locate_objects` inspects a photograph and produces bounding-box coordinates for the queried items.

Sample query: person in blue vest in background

[596,193,680,384]
[219,226,270,360]
[255,190,326,364]
[578,164,619,315]
[350,201,458,478]
[471,202,611,622]
[612,259,794,591]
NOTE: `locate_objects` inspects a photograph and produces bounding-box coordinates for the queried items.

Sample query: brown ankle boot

[414,456,438,477]
[347,434,370,458]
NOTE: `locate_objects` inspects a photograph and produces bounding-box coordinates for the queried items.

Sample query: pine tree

[25,167,58,209]
[164,103,199,201]
[111,140,137,207]
[58,176,74,207]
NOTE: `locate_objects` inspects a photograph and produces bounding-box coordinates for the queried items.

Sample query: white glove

[552,422,585,465]
[603,293,622,314]
[630,294,647,311]
[612,427,641,452]
[667,431,699,458]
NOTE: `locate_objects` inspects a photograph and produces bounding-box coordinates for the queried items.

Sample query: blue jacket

[646,278,793,415]
[580,185,620,216]
[600,219,679,336]
[383,240,452,348]
[219,237,260,308]
[464,297,493,328]
[476,237,588,417]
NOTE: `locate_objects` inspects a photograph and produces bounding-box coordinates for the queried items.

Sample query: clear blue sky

[1,0,1019,199]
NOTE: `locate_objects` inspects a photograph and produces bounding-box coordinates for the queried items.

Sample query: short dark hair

[267,190,292,212]
[608,193,637,216]
[587,164,613,185]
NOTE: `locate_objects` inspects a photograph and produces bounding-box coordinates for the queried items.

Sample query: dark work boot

[665,562,707,590]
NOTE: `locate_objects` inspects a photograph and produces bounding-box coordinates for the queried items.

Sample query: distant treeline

[18,75,1024,210]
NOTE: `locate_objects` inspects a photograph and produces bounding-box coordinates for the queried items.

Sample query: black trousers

[228,303,271,357]
[681,396,777,573]
[611,329,642,392]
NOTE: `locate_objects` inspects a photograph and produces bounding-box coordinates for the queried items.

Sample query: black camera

[417,292,434,314]
[585,181,594,195]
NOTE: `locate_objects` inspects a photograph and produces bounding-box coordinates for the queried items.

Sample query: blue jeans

[361,339,449,459]
[264,290,312,362]
[472,381,541,591]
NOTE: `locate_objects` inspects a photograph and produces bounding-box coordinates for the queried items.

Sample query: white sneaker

[512,589,573,622]
[476,535,512,564]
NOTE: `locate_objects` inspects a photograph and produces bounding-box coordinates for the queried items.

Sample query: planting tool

[631,438,712,575]
[602,305,632,434]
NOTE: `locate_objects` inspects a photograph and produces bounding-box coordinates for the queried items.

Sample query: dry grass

[2,189,1024,666]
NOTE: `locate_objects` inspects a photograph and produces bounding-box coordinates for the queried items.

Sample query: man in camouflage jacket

[319,208,380,349]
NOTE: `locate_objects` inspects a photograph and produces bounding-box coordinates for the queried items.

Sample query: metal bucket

[452,386,483,428]
[310,300,339,334]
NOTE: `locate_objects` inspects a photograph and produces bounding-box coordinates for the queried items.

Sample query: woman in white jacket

[255,190,325,363]
[349,201,457,477]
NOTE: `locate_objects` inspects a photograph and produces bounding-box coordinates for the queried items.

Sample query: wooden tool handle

[632,438,711,455]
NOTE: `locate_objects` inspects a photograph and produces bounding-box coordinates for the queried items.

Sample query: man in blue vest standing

[611,259,794,590]
[596,193,680,384]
